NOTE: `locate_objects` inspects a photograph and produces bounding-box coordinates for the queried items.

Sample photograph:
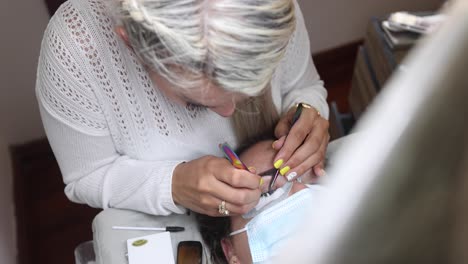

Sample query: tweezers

[258,168,278,195]
[220,143,278,197]
[267,170,281,195]
[267,103,305,194]
[219,143,248,170]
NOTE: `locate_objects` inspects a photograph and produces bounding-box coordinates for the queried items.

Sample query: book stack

[349,46,379,119]
[348,17,417,119]
[329,101,355,140]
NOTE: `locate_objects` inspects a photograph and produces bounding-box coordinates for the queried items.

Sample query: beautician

[35,0,329,217]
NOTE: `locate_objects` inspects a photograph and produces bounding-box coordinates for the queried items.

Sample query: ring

[218,201,229,216]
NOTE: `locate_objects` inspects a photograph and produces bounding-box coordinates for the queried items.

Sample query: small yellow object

[132,239,148,247]
[259,178,264,186]
[280,166,291,176]
[274,159,284,169]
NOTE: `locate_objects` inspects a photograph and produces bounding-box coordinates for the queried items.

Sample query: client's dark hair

[195,132,276,263]
[195,213,231,264]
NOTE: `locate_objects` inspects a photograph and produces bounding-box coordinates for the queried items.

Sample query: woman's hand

[172,156,262,217]
[272,104,330,181]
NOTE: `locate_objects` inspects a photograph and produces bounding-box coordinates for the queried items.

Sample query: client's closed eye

[259,168,277,177]
[258,168,288,194]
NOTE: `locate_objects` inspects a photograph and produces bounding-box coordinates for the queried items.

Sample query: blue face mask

[229,185,322,263]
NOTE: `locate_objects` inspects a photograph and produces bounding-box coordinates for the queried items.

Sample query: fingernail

[272,141,277,149]
[259,178,264,187]
[274,159,284,169]
[280,166,290,176]
[286,172,297,182]
[319,169,326,177]
[248,166,256,173]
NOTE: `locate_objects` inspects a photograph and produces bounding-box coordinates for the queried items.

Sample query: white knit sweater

[36,0,329,216]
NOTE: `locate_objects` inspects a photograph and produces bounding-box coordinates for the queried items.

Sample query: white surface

[93,209,211,264]
[127,232,175,264]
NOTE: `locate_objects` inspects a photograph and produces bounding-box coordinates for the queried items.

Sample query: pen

[292,102,305,125]
[112,226,185,232]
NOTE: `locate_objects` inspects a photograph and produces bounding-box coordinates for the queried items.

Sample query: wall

[300,0,445,54]
[0,0,50,263]
[0,0,49,144]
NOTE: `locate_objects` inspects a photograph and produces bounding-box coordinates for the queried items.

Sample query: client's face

[221,140,318,264]
[240,140,319,194]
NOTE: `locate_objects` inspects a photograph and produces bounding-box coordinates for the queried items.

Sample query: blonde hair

[113,0,295,97]
[231,87,279,145]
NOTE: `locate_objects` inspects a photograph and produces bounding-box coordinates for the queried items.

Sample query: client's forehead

[239,140,276,172]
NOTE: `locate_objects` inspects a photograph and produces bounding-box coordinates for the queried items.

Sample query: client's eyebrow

[259,168,277,177]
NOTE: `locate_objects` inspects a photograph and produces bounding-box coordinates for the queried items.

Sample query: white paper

[127,232,175,264]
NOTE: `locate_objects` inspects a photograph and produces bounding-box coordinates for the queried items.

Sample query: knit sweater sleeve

[278,1,329,119]
[35,2,185,216]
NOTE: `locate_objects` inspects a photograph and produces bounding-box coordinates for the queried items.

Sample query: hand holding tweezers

[267,103,305,194]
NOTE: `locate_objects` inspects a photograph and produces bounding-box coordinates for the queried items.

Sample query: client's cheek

[289,182,307,196]
[298,169,319,185]
[273,175,288,189]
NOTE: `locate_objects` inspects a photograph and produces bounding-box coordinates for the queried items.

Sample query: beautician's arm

[36,14,186,216]
[278,1,329,119]
[274,1,330,179]
[38,101,187,216]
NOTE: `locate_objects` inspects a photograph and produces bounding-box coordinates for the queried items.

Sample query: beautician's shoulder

[36,0,113,134]
[272,0,311,86]
[45,0,114,54]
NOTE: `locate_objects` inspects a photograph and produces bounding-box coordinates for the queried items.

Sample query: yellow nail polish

[248,166,256,172]
[259,178,264,186]
[280,166,290,176]
[274,159,284,169]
